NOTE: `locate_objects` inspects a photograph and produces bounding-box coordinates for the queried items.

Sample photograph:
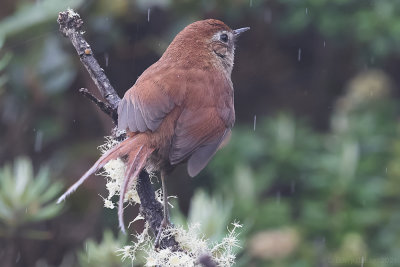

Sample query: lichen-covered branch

[137,171,179,250]
[57,9,173,246]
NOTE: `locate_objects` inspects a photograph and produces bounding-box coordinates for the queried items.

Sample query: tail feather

[57,137,139,204]
[118,145,154,233]
[57,135,154,234]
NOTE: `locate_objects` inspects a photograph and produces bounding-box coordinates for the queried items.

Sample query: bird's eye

[220,33,228,43]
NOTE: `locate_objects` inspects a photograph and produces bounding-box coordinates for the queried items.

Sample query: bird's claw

[154,218,170,249]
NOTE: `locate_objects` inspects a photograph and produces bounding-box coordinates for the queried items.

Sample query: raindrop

[386,167,388,173]
[253,115,257,131]
[276,191,281,204]
[361,256,364,267]
[104,53,109,67]
[16,252,21,263]
[305,7,308,15]
[34,130,43,153]
[249,0,253,7]
[298,48,302,61]
[147,8,151,22]
[323,41,326,47]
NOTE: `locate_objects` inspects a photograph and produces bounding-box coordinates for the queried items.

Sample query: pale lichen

[98,137,241,266]
[117,222,242,267]
[98,137,141,209]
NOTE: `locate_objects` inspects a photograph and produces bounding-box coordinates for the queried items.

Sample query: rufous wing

[169,108,230,177]
[118,83,175,132]
[117,64,189,133]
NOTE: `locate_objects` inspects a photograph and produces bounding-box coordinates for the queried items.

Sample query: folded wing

[117,64,235,176]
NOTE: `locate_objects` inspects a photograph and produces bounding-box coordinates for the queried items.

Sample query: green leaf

[14,157,33,197]
[37,182,63,204]
[24,167,50,202]
[0,157,64,230]
[29,203,63,222]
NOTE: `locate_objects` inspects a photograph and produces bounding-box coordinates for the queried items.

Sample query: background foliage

[1,0,400,266]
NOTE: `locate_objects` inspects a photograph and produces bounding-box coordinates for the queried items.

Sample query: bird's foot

[154,218,170,249]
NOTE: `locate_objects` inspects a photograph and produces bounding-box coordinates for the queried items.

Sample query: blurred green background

[1,0,400,266]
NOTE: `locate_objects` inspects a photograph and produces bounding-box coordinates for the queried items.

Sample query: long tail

[57,135,154,233]
[118,142,154,233]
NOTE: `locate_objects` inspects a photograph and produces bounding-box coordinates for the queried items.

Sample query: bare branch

[57,10,120,112]
[78,88,118,124]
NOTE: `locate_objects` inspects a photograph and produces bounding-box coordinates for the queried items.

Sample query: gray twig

[57,10,120,112]
[78,88,118,124]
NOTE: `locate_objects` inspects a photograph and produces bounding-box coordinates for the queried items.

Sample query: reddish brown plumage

[58,19,249,233]
[118,19,236,176]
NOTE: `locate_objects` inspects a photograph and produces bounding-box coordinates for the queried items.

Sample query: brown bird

[57,19,249,235]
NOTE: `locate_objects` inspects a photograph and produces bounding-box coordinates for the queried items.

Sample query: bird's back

[118,57,234,176]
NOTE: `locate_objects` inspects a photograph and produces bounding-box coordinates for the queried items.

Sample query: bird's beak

[233,27,250,37]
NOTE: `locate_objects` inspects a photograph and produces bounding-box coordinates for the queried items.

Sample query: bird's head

[163,19,250,74]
